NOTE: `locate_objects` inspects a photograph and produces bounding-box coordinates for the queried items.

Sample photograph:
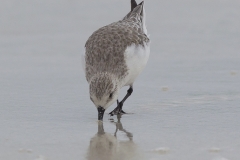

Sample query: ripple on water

[18,148,33,153]
[209,147,221,153]
[212,157,229,160]
[35,155,48,160]
[152,147,170,155]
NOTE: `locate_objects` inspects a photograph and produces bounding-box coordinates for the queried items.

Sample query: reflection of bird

[86,118,144,160]
[110,115,133,140]
[112,116,142,160]
[83,0,150,120]
[87,122,117,160]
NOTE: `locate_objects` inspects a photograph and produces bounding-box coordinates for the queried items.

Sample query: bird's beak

[98,106,105,121]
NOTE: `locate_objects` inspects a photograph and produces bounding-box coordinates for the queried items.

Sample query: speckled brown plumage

[84,4,150,83]
[89,73,117,100]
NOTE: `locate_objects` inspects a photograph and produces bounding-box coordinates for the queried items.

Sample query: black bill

[98,106,105,121]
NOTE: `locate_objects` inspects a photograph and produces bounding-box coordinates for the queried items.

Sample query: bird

[83,0,150,121]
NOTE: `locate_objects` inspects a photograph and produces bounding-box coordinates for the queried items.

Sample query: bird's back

[84,2,149,83]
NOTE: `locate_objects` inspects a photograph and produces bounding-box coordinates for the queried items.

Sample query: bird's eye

[109,93,113,99]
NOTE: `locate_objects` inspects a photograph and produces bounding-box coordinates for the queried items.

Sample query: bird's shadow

[86,117,143,160]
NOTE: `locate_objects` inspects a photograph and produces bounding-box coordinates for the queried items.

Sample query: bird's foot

[109,109,126,116]
[109,102,126,116]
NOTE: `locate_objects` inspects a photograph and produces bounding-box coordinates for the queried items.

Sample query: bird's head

[89,73,119,121]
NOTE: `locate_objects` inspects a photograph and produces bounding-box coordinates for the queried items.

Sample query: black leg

[120,86,133,104]
[109,86,133,116]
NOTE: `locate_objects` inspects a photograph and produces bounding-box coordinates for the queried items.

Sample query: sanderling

[83,0,150,120]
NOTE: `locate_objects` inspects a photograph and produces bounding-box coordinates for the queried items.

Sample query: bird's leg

[116,99,126,114]
[109,86,133,116]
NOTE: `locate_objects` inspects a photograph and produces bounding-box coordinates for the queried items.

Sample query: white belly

[122,42,150,86]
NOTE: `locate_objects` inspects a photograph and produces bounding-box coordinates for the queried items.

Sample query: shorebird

[83,0,150,121]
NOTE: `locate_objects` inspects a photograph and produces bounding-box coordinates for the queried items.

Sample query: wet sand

[0,0,240,160]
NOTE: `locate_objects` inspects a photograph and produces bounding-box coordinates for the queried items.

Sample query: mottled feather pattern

[89,72,117,100]
[85,4,149,83]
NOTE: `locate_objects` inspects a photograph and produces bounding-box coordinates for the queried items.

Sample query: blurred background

[0,0,240,160]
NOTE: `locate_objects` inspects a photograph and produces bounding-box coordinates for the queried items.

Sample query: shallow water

[1,0,240,160]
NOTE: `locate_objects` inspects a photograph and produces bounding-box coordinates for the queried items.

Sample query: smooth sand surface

[1,0,240,159]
